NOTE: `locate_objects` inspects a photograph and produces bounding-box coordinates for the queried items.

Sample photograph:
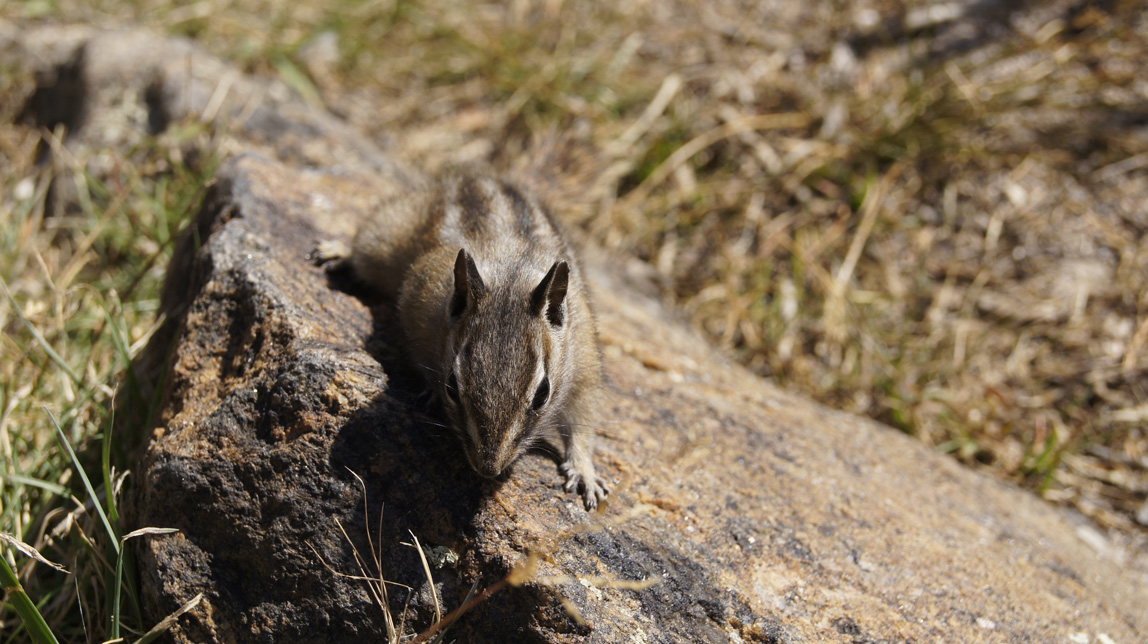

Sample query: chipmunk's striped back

[337,170,608,509]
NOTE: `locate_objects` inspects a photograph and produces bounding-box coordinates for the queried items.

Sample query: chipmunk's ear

[451,248,487,318]
[530,260,569,328]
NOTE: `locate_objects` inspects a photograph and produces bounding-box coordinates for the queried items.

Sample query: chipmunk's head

[440,248,573,479]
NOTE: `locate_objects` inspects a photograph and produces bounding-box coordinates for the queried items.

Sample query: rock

[8,23,1147,644]
[3,22,416,194]
[133,152,1148,643]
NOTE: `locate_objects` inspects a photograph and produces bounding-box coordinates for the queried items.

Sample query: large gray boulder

[133,151,1147,643]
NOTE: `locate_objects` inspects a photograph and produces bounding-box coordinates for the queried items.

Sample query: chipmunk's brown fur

[316,171,608,509]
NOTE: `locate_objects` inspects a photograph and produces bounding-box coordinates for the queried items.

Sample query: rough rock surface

[136,153,1148,643]
[10,23,1148,644]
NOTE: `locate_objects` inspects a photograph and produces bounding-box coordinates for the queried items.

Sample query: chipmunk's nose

[467,448,503,479]
[476,462,502,479]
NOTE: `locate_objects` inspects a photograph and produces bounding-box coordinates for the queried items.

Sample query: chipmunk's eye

[446,372,462,406]
[531,377,550,411]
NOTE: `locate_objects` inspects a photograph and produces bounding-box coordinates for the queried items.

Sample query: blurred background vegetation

[2,0,1146,641]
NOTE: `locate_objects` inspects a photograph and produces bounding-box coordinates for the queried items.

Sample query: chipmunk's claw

[309,239,350,265]
[561,460,609,511]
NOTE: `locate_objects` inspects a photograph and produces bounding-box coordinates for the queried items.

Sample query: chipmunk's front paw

[308,239,350,266]
[561,461,610,511]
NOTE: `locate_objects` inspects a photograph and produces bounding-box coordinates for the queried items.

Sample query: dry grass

[3,0,1148,638]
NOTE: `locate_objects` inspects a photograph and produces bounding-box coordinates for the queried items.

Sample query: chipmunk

[314,171,608,510]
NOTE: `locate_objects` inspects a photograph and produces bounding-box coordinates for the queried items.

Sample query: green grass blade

[272,55,323,107]
[112,534,125,639]
[46,408,119,556]
[0,554,61,644]
[101,398,119,525]
[0,473,70,498]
